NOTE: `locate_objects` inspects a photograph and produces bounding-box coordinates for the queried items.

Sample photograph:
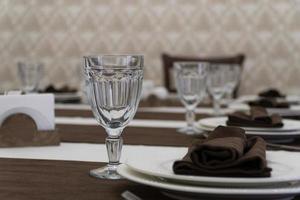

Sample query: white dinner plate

[197,124,300,137]
[235,95,300,104]
[118,164,300,200]
[197,117,300,132]
[234,95,260,103]
[267,108,300,118]
[125,150,300,187]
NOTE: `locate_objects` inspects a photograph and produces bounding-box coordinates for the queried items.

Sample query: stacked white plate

[234,95,300,105]
[118,149,300,200]
[230,95,300,117]
[228,102,300,114]
[197,117,300,143]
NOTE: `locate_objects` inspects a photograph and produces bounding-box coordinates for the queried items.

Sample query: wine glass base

[89,166,122,180]
[177,126,203,135]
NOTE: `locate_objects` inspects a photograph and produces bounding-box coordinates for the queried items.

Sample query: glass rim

[174,61,210,66]
[84,54,144,69]
[209,63,241,66]
[83,54,144,59]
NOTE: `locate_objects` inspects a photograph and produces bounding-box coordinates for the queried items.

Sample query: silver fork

[121,190,143,200]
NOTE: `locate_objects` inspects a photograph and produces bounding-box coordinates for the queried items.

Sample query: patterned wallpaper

[0,0,300,94]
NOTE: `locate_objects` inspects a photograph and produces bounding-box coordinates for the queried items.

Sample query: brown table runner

[55,108,209,121]
[1,158,299,200]
[58,123,300,147]
[138,96,223,108]
[0,158,171,200]
[55,104,300,148]
[56,109,300,147]
[55,107,206,147]
[58,124,194,147]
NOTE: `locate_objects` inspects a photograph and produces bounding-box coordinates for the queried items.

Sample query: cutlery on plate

[121,190,143,200]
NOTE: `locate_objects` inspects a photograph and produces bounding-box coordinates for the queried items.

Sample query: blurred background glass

[224,64,242,103]
[175,62,208,134]
[207,64,232,115]
[17,61,44,93]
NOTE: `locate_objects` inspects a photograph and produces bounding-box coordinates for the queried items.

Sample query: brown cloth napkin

[258,89,285,98]
[248,98,290,108]
[173,126,272,177]
[227,106,283,128]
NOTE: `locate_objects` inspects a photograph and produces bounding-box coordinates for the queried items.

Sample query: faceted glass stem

[89,129,124,180]
[225,88,234,104]
[177,105,201,135]
[186,108,195,129]
[213,96,222,116]
[106,136,123,167]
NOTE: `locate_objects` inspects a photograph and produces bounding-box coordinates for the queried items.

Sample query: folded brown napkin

[173,126,271,177]
[259,89,285,98]
[227,106,283,128]
[248,98,290,108]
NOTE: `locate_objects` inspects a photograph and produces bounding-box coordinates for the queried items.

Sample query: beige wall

[1,0,300,94]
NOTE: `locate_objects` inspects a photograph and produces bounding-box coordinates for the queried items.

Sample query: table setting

[1,54,300,200]
[229,89,300,119]
[198,107,300,142]
[1,0,300,199]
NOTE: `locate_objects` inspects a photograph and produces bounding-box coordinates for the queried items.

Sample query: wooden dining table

[1,103,300,200]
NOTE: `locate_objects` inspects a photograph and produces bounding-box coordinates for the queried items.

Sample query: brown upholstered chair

[161,53,246,97]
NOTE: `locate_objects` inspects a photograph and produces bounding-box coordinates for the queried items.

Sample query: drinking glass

[174,62,208,135]
[207,64,232,115]
[17,62,44,93]
[224,64,242,103]
[84,55,143,179]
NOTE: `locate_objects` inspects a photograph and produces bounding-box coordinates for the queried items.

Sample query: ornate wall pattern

[0,0,299,94]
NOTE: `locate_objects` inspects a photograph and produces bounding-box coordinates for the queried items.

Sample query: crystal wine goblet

[84,55,143,179]
[207,64,232,116]
[174,62,208,135]
[224,64,242,104]
[17,61,44,93]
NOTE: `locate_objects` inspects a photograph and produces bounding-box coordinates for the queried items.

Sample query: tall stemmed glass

[207,64,231,116]
[224,64,242,104]
[84,55,143,179]
[174,62,208,135]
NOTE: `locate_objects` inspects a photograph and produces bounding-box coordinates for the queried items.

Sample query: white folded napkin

[141,80,155,99]
[141,80,169,100]
[151,86,169,99]
[7,90,22,95]
[0,93,55,131]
